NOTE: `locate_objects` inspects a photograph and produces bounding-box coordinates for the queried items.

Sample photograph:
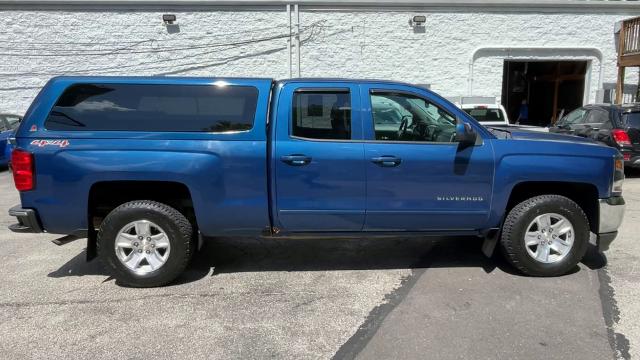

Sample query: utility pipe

[295,4,301,77]
[286,4,292,78]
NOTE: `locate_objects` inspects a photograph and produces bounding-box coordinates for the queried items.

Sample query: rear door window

[45,83,259,132]
[584,108,609,126]
[621,112,640,129]
[292,90,351,140]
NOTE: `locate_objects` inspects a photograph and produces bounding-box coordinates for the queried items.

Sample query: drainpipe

[468,46,604,101]
[287,4,292,78]
[295,4,301,77]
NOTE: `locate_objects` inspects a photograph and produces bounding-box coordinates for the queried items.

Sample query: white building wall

[0,7,638,114]
[299,11,638,103]
[0,9,292,113]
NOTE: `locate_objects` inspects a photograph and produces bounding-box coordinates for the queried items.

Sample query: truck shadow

[182,236,607,285]
[48,251,107,279]
[49,236,607,286]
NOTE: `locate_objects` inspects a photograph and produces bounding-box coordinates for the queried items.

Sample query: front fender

[487,139,614,228]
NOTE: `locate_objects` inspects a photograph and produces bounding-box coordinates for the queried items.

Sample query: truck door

[272,82,366,231]
[360,84,494,231]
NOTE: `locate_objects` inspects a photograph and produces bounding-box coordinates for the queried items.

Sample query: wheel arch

[86,180,197,260]
[505,181,599,234]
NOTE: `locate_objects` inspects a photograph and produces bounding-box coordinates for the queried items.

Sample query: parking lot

[0,167,638,360]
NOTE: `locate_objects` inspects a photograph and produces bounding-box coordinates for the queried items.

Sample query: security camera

[163,14,177,25]
[409,15,426,27]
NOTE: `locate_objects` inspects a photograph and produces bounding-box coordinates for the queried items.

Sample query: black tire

[97,200,193,287]
[500,195,590,277]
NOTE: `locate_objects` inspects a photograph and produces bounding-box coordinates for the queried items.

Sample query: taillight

[11,149,34,191]
[612,129,631,146]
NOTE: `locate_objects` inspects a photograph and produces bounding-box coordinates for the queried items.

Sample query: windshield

[621,112,640,129]
[4,116,21,130]
[463,107,504,123]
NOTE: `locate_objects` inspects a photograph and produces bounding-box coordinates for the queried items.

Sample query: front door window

[370,92,457,143]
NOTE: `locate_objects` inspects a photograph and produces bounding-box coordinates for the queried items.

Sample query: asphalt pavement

[0,168,637,359]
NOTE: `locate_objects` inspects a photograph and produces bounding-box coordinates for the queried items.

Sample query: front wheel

[500,195,590,277]
[97,200,193,287]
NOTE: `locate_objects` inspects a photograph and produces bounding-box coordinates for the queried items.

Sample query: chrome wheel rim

[114,220,171,275]
[524,213,574,264]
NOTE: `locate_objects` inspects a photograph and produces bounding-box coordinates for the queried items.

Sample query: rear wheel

[500,195,590,276]
[97,200,193,287]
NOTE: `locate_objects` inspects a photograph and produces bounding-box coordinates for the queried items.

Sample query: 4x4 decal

[30,139,70,148]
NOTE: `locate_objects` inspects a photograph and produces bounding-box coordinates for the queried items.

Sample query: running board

[51,234,82,246]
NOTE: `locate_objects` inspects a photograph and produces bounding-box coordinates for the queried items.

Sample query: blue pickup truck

[8,77,625,287]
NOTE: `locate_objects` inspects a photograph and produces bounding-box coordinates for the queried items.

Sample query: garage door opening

[501,61,587,127]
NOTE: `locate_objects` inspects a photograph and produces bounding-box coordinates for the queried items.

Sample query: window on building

[45,83,259,132]
[292,90,351,140]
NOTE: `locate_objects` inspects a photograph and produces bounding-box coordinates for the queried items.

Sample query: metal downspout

[295,4,301,77]
[287,4,292,78]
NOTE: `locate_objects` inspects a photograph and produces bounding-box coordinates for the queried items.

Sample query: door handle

[281,154,312,166]
[371,156,402,167]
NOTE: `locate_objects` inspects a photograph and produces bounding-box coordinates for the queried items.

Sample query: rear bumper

[624,156,640,167]
[8,205,43,233]
[597,196,625,251]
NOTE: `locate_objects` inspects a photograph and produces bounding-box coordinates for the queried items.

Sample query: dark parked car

[0,114,22,167]
[549,104,640,167]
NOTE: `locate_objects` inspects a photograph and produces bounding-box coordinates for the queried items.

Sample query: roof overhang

[1,0,640,11]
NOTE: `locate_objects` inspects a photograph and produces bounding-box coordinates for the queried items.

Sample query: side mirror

[455,119,477,146]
